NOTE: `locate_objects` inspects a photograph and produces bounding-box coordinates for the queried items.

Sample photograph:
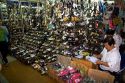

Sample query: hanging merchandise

[112,17,122,26]
[99,0,103,14]
[49,0,57,5]
[109,18,115,30]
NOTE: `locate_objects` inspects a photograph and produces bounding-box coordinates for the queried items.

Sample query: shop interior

[0,0,125,83]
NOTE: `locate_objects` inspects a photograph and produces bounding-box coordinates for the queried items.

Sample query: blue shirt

[0,26,9,42]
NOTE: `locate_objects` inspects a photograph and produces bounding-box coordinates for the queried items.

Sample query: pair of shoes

[3,62,8,65]
[2,62,9,68]
[2,60,8,65]
[4,64,9,67]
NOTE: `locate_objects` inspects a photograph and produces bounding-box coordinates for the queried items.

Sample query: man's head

[103,36,115,51]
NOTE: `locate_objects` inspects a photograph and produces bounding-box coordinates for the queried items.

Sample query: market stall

[1,0,124,83]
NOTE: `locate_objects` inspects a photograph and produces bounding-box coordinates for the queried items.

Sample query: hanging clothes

[99,1,103,13]
[109,18,115,30]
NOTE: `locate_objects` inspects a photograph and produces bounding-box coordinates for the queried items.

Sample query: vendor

[95,36,121,74]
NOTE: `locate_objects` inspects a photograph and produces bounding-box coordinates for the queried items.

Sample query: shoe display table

[47,55,98,83]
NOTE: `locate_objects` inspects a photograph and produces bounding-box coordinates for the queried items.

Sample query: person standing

[0,20,9,64]
[112,3,119,17]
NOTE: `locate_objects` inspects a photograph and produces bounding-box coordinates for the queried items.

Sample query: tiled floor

[1,56,57,83]
[0,55,16,83]
[0,55,16,64]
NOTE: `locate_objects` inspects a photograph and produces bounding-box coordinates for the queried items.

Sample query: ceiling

[7,0,37,1]
[0,0,43,2]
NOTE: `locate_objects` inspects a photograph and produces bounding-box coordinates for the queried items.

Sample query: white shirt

[113,33,122,48]
[100,48,121,72]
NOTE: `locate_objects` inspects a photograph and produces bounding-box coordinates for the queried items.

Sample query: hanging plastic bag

[109,19,115,30]
[113,17,122,26]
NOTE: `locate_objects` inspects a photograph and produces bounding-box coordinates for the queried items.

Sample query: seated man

[96,36,121,73]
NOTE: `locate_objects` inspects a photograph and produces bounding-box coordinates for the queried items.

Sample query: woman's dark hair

[103,36,115,46]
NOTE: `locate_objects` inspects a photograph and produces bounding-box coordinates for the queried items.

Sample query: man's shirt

[0,26,8,42]
[100,47,121,72]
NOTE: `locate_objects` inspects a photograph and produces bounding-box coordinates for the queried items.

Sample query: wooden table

[72,57,98,69]
[47,55,98,83]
